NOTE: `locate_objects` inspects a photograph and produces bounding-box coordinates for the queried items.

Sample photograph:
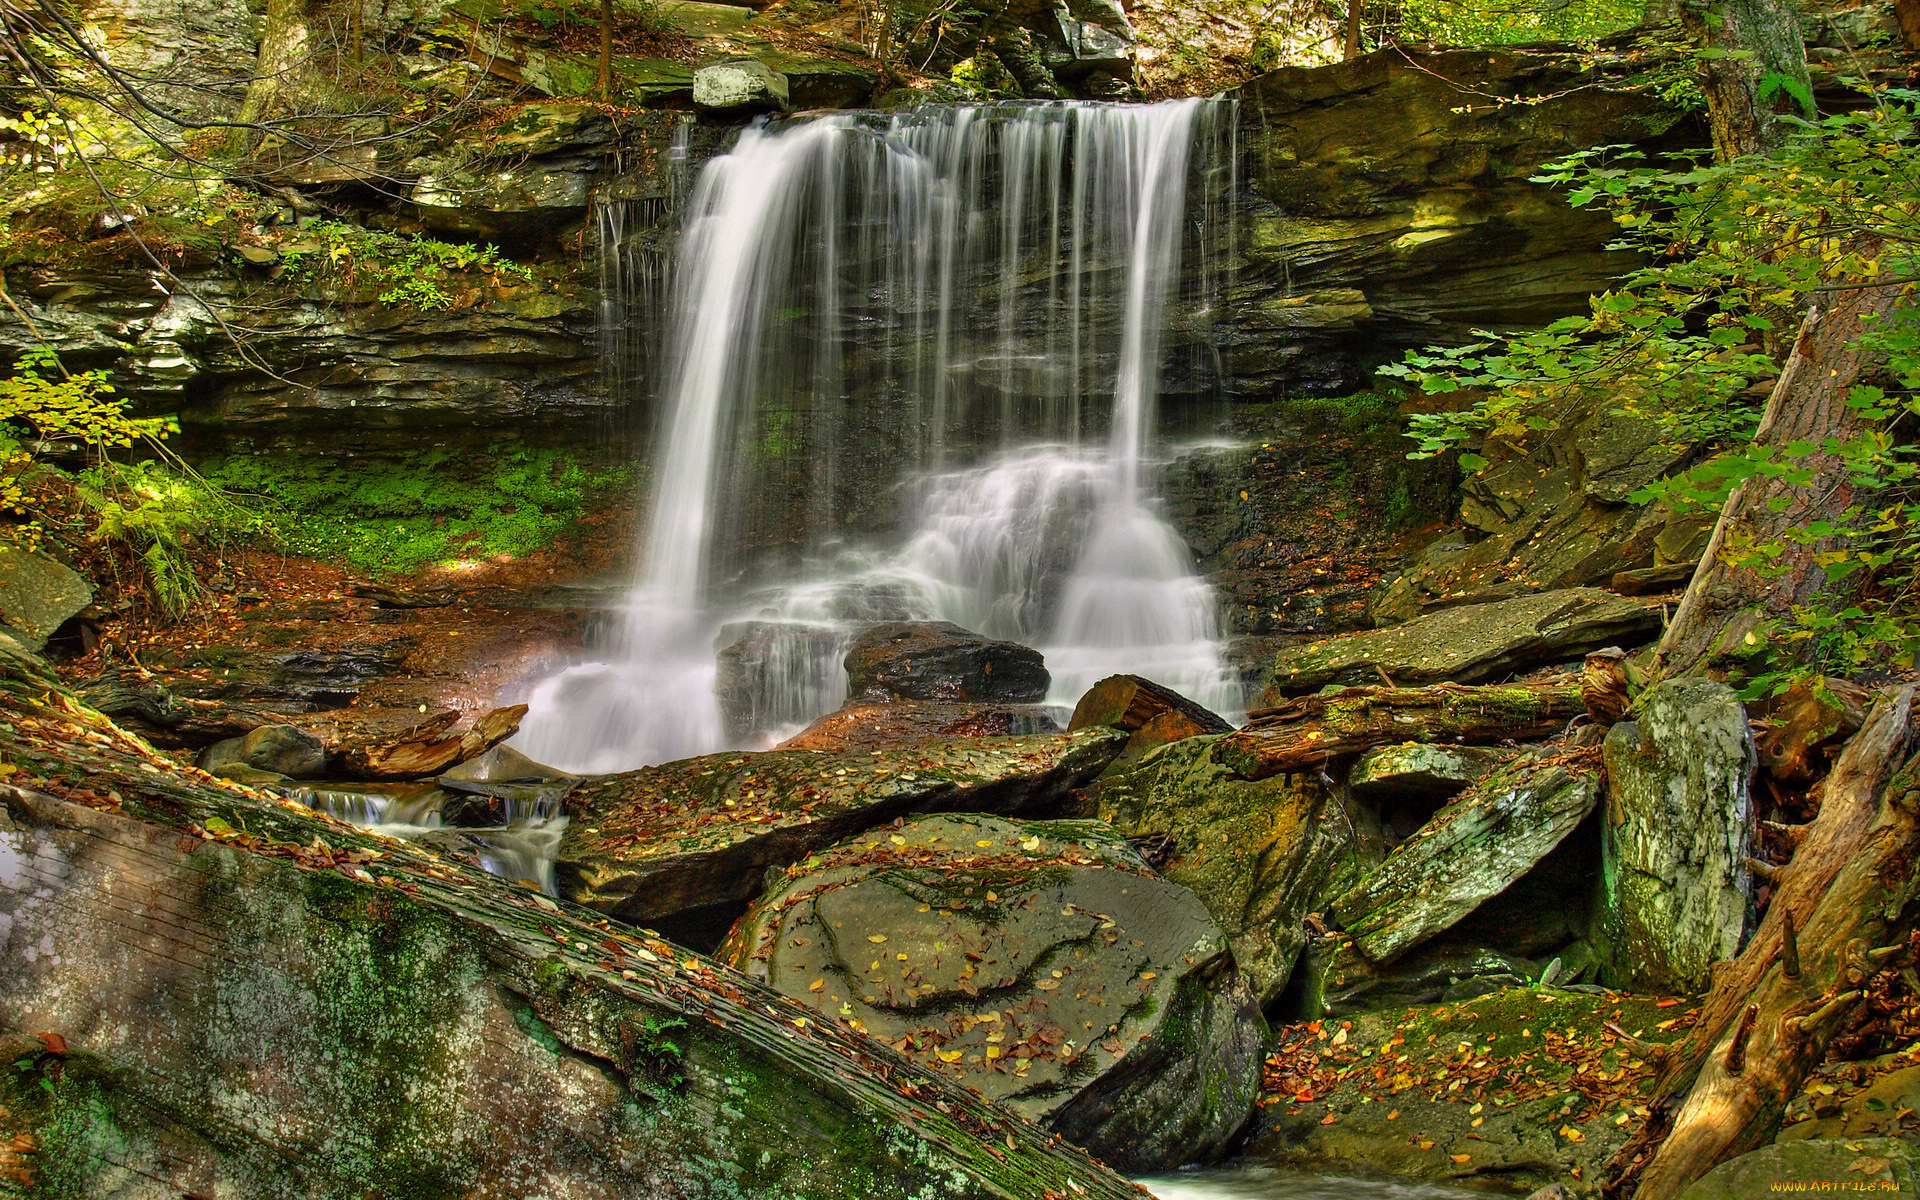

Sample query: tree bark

[1344,0,1362,59]
[1605,687,1920,1200]
[1215,682,1584,781]
[1655,272,1906,674]
[1680,0,1813,161]
[598,0,613,101]
[231,0,309,157]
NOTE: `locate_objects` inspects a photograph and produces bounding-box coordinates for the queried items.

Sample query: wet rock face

[717,812,1266,1173]
[1599,678,1755,993]
[1090,735,1353,1005]
[556,728,1127,928]
[845,622,1051,705]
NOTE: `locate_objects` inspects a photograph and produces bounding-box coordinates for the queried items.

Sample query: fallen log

[1604,686,1920,1200]
[0,653,1146,1200]
[1216,682,1584,781]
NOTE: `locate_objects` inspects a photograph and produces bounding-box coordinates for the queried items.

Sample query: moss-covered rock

[1090,735,1354,1005]
[1680,1138,1919,1200]
[556,729,1127,928]
[1598,678,1756,994]
[1248,988,1698,1193]
[717,812,1266,1172]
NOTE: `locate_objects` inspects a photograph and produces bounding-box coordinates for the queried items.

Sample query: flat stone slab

[776,701,1060,752]
[717,812,1265,1173]
[1263,587,1662,699]
[1332,751,1602,964]
[0,544,92,649]
[557,729,1127,925]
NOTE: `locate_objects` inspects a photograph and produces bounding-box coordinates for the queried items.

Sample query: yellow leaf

[937,1049,963,1063]
[976,840,993,847]
[1450,1154,1472,1164]
[808,979,824,992]
[1560,1126,1585,1143]
[867,934,888,943]
[1419,1141,1435,1150]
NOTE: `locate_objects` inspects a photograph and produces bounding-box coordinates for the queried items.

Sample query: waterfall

[513,99,1240,775]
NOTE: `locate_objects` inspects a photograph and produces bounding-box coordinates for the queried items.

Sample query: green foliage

[279,222,533,309]
[1389,0,1643,47]
[950,55,1013,100]
[198,448,629,576]
[0,347,175,534]
[1381,91,1920,688]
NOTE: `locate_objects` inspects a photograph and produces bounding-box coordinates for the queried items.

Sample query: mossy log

[1330,749,1602,963]
[1215,683,1583,782]
[0,648,1148,1200]
[1606,687,1920,1200]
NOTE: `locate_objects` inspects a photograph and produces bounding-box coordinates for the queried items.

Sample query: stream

[1137,1166,1481,1199]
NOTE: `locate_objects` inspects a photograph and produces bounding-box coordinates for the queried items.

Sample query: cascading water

[514,99,1241,775]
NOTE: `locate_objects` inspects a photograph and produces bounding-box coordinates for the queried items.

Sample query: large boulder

[0,544,92,650]
[1089,735,1354,1004]
[717,812,1265,1173]
[1598,678,1756,992]
[1262,587,1662,699]
[556,728,1127,928]
[198,722,329,780]
[845,622,1050,705]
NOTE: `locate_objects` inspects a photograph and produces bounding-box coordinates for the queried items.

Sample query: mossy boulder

[556,729,1127,928]
[1680,1138,1919,1200]
[1247,988,1697,1193]
[846,621,1050,705]
[717,812,1266,1172]
[1347,743,1507,801]
[1090,735,1355,1005]
[1598,678,1756,993]
[0,543,92,650]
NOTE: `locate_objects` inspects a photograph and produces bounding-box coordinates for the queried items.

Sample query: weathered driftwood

[1330,750,1602,963]
[340,704,528,780]
[1606,687,1919,1200]
[1216,682,1583,781]
[0,658,1147,1200]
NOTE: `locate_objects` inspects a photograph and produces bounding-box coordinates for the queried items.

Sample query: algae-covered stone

[1091,735,1353,1004]
[1599,678,1755,993]
[1266,587,1662,697]
[0,544,92,650]
[1347,743,1507,800]
[1332,752,1601,964]
[199,722,328,779]
[1680,1138,1918,1200]
[718,812,1265,1172]
[557,729,1127,927]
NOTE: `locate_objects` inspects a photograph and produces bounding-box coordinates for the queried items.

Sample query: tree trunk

[1215,682,1584,781]
[1344,0,1362,58]
[598,0,613,101]
[1605,686,1920,1200]
[1680,0,1813,161]
[1655,272,1906,674]
[231,0,309,157]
